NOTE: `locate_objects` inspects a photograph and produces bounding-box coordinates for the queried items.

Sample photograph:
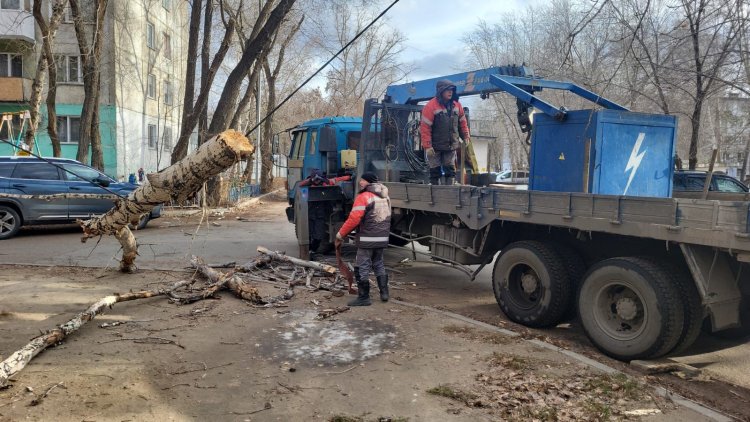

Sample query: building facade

[0,0,188,180]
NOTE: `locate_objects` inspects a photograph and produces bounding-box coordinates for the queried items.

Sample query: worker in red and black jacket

[299,168,351,254]
[334,172,391,306]
[420,79,471,185]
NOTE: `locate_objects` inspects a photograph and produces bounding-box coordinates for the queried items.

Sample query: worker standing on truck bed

[420,79,471,185]
[335,172,392,306]
[299,168,351,255]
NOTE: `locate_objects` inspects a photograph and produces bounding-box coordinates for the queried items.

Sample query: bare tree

[25,0,67,155]
[260,15,303,192]
[69,0,109,170]
[170,0,239,163]
[308,0,408,116]
[680,0,741,169]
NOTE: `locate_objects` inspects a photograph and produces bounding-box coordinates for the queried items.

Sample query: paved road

[2,197,750,413]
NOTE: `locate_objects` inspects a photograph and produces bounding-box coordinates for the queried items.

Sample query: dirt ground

[0,198,740,421]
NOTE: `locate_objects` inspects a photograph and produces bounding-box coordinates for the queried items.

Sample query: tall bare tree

[25,0,67,155]
[260,15,303,192]
[70,0,109,170]
[308,0,408,116]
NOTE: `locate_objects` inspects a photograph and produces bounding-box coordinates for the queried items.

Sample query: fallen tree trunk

[0,278,194,388]
[256,246,337,275]
[79,130,254,272]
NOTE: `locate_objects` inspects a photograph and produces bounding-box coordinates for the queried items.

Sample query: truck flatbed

[386,182,750,254]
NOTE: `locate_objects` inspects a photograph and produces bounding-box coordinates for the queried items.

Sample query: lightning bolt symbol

[624,133,647,195]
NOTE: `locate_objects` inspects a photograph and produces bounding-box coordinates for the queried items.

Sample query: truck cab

[285,117,362,206]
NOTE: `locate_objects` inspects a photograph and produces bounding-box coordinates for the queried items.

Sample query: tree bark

[26,0,66,153]
[256,246,336,275]
[0,278,194,388]
[79,130,254,271]
[70,0,109,170]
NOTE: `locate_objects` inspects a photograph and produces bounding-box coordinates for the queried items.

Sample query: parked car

[0,156,161,240]
[672,170,749,193]
[495,170,529,184]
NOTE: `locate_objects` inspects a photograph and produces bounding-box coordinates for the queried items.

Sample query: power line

[243,0,400,138]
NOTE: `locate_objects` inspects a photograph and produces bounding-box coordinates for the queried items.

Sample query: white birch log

[78,130,254,271]
[256,246,337,275]
[0,279,194,388]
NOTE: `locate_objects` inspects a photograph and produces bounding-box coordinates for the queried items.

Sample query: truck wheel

[665,261,704,355]
[492,241,572,328]
[553,244,587,321]
[578,257,684,361]
[0,205,21,240]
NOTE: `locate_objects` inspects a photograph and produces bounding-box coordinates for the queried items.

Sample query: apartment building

[0,0,188,179]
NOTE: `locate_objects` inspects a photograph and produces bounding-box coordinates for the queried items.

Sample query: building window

[0,0,22,10]
[57,116,81,144]
[163,127,172,151]
[55,55,82,83]
[0,53,22,77]
[146,22,155,49]
[147,124,157,149]
[163,80,172,105]
[163,33,172,60]
[147,74,156,98]
[162,0,170,11]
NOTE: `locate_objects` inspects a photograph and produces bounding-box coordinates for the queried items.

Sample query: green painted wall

[0,104,119,177]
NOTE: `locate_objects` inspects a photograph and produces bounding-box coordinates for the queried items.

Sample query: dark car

[0,156,161,240]
[673,170,749,193]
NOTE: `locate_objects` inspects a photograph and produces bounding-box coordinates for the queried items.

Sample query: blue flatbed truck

[284,67,750,361]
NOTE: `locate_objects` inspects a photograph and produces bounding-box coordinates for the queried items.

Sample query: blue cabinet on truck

[529,109,676,198]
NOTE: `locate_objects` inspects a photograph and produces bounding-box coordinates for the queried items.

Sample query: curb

[390,299,733,422]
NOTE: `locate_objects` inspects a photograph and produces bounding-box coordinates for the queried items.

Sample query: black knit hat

[361,172,379,183]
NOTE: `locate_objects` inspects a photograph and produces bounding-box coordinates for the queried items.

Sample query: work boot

[444,176,455,185]
[348,280,372,306]
[376,274,389,302]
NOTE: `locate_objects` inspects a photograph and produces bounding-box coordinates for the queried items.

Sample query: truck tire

[0,205,21,240]
[553,244,587,321]
[492,241,572,328]
[664,261,704,355]
[577,257,684,361]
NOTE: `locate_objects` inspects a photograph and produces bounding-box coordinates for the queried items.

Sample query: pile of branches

[0,246,350,388]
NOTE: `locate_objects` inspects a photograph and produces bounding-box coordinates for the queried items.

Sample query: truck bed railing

[386,182,750,253]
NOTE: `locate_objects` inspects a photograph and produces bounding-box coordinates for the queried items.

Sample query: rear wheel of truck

[553,244,587,321]
[492,241,572,328]
[578,257,684,361]
[666,262,704,355]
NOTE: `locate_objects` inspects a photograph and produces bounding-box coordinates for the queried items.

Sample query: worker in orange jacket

[419,79,471,185]
[334,172,391,306]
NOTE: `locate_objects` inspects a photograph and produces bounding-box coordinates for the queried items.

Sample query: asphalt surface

[1,198,750,419]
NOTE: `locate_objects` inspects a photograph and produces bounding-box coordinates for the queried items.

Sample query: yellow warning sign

[559,152,565,160]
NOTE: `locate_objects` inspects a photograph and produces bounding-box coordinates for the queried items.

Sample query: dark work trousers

[427,149,457,179]
[356,248,386,280]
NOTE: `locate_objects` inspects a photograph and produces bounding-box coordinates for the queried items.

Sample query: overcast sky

[385,0,542,81]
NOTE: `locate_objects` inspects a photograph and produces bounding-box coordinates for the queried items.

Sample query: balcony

[0,77,31,102]
[0,9,35,44]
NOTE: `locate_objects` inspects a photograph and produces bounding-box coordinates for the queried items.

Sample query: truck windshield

[290,130,306,160]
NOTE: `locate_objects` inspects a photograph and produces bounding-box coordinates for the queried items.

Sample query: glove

[425,147,435,159]
[465,137,471,144]
[335,232,344,249]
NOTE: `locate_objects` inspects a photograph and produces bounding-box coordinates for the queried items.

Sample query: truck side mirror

[319,126,337,152]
